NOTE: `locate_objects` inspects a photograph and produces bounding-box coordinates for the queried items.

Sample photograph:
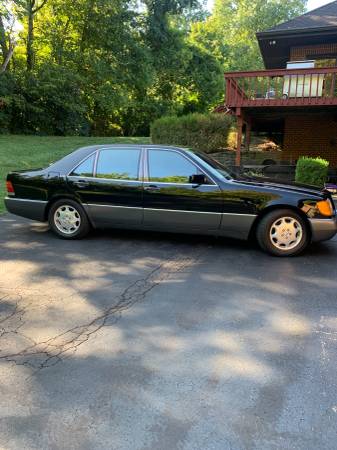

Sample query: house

[224,0,337,166]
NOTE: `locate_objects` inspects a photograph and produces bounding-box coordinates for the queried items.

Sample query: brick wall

[283,114,337,165]
[290,43,337,61]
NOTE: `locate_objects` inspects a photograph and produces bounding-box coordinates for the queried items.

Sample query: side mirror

[189,174,207,185]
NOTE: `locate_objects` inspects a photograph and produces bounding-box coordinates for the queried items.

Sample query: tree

[13,0,49,70]
[0,2,18,72]
[0,0,310,136]
[190,0,307,71]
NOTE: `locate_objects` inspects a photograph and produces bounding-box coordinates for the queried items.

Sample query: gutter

[256,25,337,40]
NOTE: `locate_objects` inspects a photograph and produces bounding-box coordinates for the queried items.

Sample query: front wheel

[256,209,309,256]
[48,199,90,239]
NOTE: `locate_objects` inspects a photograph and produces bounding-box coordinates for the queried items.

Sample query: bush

[2,65,89,136]
[295,156,329,188]
[150,113,234,153]
[0,72,16,134]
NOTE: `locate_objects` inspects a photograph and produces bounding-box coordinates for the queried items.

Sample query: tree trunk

[0,14,9,65]
[1,40,15,73]
[55,17,70,64]
[26,3,34,71]
[80,0,95,53]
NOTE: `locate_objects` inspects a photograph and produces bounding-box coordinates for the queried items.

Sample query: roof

[256,1,337,68]
[262,1,337,35]
[47,144,196,173]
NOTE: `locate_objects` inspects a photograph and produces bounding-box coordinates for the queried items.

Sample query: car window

[194,152,233,180]
[71,154,95,177]
[148,150,200,183]
[96,149,140,180]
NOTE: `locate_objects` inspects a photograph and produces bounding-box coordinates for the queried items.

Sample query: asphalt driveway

[1,214,337,450]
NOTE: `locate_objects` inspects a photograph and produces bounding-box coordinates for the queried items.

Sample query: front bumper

[4,197,47,222]
[309,217,337,242]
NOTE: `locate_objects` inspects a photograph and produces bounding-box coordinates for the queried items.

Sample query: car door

[143,148,223,232]
[67,147,143,227]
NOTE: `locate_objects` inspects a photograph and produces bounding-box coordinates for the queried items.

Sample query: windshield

[194,152,234,180]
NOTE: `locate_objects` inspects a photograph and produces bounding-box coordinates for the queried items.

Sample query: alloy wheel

[269,216,303,251]
[54,205,81,235]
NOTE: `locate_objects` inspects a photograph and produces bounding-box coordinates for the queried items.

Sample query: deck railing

[225,67,337,109]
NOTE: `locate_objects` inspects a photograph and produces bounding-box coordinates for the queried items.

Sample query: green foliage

[151,113,234,153]
[11,65,88,135]
[0,72,16,133]
[190,0,307,71]
[295,156,329,188]
[0,0,307,136]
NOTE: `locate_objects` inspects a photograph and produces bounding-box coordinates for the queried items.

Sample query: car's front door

[143,148,223,232]
[67,147,143,227]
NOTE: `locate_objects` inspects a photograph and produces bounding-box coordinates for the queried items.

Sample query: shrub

[150,113,234,153]
[227,129,237,150]
[0,72,16,134]
[295,156,329,188]
[4,65,88,136]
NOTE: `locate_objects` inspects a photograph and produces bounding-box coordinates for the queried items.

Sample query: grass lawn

[0,135,150,214]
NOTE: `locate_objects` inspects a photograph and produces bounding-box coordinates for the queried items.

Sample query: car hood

[232,176,326,198]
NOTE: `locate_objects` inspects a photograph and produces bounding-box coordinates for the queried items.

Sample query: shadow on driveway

[0,215,337,449]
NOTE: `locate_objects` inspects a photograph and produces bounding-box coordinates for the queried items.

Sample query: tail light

[6,181,15,195]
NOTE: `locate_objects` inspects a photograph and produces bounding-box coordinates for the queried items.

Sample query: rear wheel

[256,209,309,256]
[48,199,90,239]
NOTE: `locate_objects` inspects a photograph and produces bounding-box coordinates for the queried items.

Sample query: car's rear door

[142,148,223,232]
[67,147,143,227]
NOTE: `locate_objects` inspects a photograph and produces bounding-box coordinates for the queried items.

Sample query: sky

[206,0,334,12]
[307,0,334,10]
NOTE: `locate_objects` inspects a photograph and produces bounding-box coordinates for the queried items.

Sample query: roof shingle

[265,0,337,33]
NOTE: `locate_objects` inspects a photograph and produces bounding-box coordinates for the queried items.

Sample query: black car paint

[5,144,337,242]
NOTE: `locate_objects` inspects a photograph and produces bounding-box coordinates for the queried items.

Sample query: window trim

[145,148,217,186]
[93,147,143,182]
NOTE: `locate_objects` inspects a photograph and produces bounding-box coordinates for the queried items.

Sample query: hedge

[150,113,234,153]
[295,156,329,188]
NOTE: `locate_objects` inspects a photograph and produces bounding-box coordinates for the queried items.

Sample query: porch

[224,67,337,166]
[225,67,337,109]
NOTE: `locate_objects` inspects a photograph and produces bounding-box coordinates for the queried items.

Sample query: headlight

[316,199,334,217]
[301,198,335,217]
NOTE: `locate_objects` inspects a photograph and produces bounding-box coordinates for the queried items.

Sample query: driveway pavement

[1,215,337,450]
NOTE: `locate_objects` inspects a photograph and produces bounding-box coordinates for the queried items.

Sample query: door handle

[144,185,160,191]
[73,179,89,188]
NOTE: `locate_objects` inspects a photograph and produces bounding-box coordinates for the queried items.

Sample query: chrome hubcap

[270,216,303,250]
[54,205,81,235]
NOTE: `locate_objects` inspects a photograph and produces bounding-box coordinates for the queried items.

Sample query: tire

[256,209,309,256]
[48,199,90,239]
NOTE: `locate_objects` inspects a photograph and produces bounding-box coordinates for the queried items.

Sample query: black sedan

[5,144,337,256]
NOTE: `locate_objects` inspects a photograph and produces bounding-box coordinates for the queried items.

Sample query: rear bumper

[4,197,47,222]
[309,217,337,242]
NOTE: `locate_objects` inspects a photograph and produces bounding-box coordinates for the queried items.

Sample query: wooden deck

[225,67,337,111]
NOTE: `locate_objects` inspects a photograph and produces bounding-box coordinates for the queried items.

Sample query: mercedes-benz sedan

[5,145,337,256]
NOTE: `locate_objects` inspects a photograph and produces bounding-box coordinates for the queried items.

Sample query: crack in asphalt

[0,293,34,342]
[0,249,202,374]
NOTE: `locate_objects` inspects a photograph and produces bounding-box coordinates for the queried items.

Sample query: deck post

[236,115,243,167]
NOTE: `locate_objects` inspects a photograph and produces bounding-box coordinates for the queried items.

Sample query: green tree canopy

[0,0,307,135]
[190,0,307,71]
